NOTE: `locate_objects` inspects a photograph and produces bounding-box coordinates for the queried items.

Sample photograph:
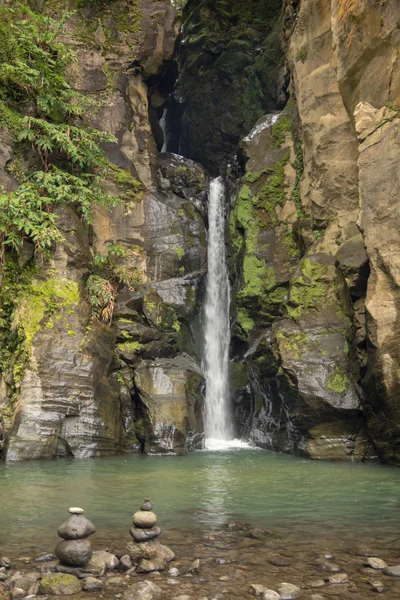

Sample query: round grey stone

[141,499,153,512]
[132,511,157,529]
[58,514,96,540]
[55,538,92,567]
[130,526,161,542]
[384,564,400,576]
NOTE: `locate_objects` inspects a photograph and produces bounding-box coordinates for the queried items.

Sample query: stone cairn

[55,507,96,568]
[126,498,175,572]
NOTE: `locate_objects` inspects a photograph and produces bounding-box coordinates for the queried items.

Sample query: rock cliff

[1,0,400,464]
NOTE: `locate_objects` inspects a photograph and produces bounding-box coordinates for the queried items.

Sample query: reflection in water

[1,449,400,554]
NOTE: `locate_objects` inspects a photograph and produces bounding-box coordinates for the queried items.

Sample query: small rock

[120,555,132,571]
[215,558,233,565]
[0,558,11,569]
[369,579,385,593]
[168,567,180,577]
[40,573,82,596]
[82,576,103,592]
[316,559,340,573]
[278,582,302,600]
[193,577,207,584]
[384,565,400,577]
[0,573,6,582]
[366,557,387,570]
[306,579,325,588]
[122,579,162,600]
[189,559,201,574]
[328,573,349,584]
[132,511,157,529]
[166,578,180,585]
[324,554,333,560]
[86,550,119,576]
[262,591,280,600]
[35,554,54,563]
[141,499,153,512]
[11,588,25,600]
[105,576,127,589]
[248,528,267,539]
[219,575,229,581]
[69,507,84,514]
[249,584,268,596]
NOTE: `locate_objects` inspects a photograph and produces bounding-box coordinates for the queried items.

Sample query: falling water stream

[203,178,235,448]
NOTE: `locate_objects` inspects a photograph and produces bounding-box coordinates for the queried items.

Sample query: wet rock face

[175,0,286,172]
[2,1,207,460]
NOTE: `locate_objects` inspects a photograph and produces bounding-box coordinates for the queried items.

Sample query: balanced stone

[58,515,96,540]
[55,507,95,568]
[69,507,84,515]
[132,510,157,529]
[130,526,161,542]
[141,498,153,511]
[126,499,174,574]
[55,539,92,567]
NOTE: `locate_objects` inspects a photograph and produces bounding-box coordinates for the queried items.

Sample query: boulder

[40,573,82,595]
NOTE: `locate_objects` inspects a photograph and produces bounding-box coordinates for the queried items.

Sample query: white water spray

[203,178,233,446]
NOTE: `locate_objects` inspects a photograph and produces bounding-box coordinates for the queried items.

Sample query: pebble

[141,498,153,512]
[328,573,349,584]
[262,590,280,600]
[306,579,325,588]
[173,596,192,600]
[316,559,340,573]
[119,555,132,571]
[369,579,385,593]
[166,579,180,586]
[215,558,234,565]
[249,584,268,596]
[105,576,127,588]
[383,565,400,576]
[193,577,207,584]
[278,582,302,600]
[0,573,6,581]
[82,576,103,592]
[35,554,54,563]
[69,507,84,515]
[11,588,25,600]
[366,557,387,570]
[168,567,180,577]
[189,559,201,574]
[218,576,229,581]
[0,558,11,569]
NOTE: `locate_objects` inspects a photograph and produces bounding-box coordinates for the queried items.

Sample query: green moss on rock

[237,307,255,334]
[287,259,329,319]
[327,365,349,395]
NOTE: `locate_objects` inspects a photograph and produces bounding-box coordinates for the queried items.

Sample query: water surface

[1,449,400,555]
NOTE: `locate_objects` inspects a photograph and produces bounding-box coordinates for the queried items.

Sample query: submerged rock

[122,580,162,600]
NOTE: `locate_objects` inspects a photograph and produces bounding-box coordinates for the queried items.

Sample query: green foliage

[86,274,117,324]
[296,46,308,63]
[88,243,144,322]
[271,116,292,147]
[237,307,254,334]
[256,152,290,225]
[0,3,121,265]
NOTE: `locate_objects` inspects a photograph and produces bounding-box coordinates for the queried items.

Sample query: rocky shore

[2,516,400,600]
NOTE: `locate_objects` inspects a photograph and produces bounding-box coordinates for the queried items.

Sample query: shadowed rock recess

[0,0,400,463]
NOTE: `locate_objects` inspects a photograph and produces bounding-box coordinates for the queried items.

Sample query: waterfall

[203,177,233,446]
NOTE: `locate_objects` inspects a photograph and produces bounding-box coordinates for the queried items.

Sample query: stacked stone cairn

[55,507,96,567]
[127,498,175,572]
